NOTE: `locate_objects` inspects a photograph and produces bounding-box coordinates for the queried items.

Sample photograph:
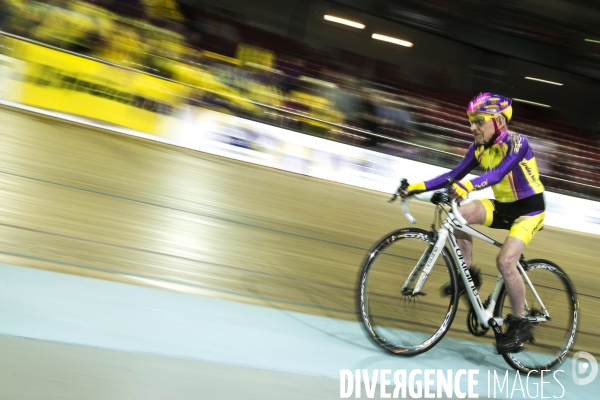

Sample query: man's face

[469,114,498,145]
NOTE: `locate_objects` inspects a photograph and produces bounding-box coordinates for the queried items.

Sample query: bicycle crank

[467,307,490,336]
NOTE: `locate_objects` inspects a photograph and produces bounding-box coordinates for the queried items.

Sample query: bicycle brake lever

[390,178,409,203]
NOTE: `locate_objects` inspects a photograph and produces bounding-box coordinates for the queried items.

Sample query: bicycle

[358,179,579,373]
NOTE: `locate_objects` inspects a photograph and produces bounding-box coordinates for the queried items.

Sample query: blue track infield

[0,264,596,398]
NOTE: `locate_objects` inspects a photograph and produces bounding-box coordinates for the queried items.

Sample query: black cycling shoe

[496,315,534,354]
[441,266,481,296]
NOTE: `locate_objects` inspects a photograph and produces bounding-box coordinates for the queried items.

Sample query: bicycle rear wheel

[358,228,459,356]
[495,259,578,373]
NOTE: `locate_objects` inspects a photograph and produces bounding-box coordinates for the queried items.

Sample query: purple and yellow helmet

[467,93,513,122]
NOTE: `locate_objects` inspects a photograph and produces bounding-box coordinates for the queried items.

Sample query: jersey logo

[474,180,489,189]
[520,161,540,185]
[510,134,523,154]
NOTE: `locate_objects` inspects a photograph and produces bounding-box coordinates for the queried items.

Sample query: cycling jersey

[424,130,545,203]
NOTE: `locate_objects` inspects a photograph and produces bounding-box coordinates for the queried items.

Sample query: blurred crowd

[0,0,598,199]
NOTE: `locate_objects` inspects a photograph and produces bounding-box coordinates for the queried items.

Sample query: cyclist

[401,93,545,354]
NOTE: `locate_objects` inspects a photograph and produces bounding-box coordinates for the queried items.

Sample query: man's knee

[496,238,526,272]
[459,200,487,225]
[496,253,515,272]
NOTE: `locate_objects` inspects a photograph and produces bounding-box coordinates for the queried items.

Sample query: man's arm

[458,134,530,193]
[410,144,479,192]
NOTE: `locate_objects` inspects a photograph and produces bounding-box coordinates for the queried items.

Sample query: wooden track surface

[0,106,598,357]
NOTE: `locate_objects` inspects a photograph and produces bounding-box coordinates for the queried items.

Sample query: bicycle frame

[404,201,550,329]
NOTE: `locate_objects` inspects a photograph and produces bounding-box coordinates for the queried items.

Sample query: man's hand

[400,182,426,198]
[449,180,474,203]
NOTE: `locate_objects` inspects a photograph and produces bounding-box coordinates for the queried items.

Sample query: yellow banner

[13,40,185,135]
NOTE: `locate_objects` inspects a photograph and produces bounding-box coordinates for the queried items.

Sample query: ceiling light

[584,39,600,44]
[525,77,563,86]
[372,34,413,47]
[513,98,551,108]
[323,15,365,29]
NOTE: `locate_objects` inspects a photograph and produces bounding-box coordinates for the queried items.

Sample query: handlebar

[450,197,468,226]
[401,192,435,224]
[390,178,468,226]
[445,176,468,226]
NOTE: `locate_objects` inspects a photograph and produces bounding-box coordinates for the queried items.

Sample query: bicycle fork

[401,229,449,296]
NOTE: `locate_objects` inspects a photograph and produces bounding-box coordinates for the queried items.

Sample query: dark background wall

[180,0,600,134]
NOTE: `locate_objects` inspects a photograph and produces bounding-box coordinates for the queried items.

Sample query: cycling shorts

[480,193,545,245]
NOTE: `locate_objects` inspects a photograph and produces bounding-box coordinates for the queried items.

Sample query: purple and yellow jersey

[423,131,545,202]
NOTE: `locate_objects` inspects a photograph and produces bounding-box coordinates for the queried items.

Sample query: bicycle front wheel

[358,228,459,356]
[495,259,579,373]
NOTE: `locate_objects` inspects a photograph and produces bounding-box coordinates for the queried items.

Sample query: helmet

[467,93,512,122]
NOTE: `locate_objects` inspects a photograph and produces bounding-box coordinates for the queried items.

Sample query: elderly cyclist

[401,93,545,354]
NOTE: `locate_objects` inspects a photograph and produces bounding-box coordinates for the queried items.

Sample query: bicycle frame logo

[424,246,440,270]
[448,232,483,309]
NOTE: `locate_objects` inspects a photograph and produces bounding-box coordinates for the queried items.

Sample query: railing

[1,30,598,201]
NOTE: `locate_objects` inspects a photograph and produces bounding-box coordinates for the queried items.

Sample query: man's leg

[497,237,527,318]
[496,236,533,353]
[454,200,487,268]
[496,213,544,353]
[441,200,487,296]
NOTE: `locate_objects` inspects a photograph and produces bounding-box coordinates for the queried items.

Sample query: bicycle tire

[358,228,459,356]
[495,259,579,373]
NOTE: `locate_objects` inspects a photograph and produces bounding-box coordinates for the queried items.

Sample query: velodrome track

[0,105,598,399]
